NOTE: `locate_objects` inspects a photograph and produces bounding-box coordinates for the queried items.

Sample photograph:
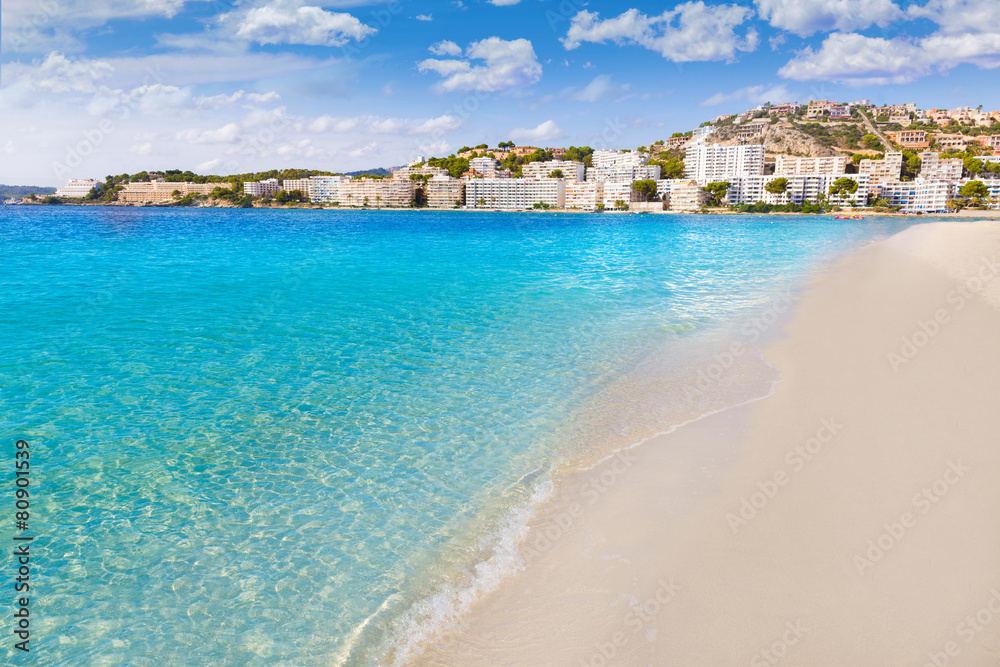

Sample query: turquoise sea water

[0,207,914,665]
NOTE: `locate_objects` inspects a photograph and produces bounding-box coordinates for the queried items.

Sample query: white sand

[415,221,1000,666]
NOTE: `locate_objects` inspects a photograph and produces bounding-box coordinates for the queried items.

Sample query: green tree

[649,157,684,179]
[902,151,922,180]
[612,199,627,210]
[548,169,564,178]
[704,182,731,206]
[765,177,789,195]
[632,179,658,202]
[862,134,883,150]
[828,177,859,202]
[959,180,989,206]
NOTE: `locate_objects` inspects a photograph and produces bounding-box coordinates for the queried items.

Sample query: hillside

[1,184,56,198]
[706,119,872,157]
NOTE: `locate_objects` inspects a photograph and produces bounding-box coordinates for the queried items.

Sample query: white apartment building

[587,164,661,183]
[591,150,649,170]
[425,175,464,209]
[282,178,312,196]
[564,181,604,210]
[858,152,904,197]
[667,180,708,211]
[338,178,416,207]
[464,178,566,210]
[521,160,585,181]
[773,155,848,176]
[308,175,344,203]
[602,181,633,209]
[684,144,765,184]
[395,166,450,179]
[120,180,231,204]
[244,178,280,197]
[723,174,869,206]
[882,180,954,213]
[469,157,498,176]
[918,152,964,181]
[54,178,100,198]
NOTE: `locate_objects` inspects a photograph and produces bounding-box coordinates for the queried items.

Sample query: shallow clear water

[0,207,914,664]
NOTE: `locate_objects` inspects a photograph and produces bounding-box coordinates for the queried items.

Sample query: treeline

[0,185,56,198]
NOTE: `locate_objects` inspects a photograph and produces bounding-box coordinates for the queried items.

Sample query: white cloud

[233,0,377,46]
[908,0,1000,34]
[569,74,630,102]
[700,83,795,106]
[778,30,1000,85]
[753,0,903,37]
[348,142,378,158]
[196,158,224,172]
[247,91,281,104]
[489,0,521,5]
[769,34,787,51]
[176,123,243,144]
[509,119,566,143]
[428,40,463,56]
[197,90,246,109]
[561,2,758,63]
[129,142,154,155]
[16,51,114,93]
[1,0,191,53]
[415,13,433,21]
[418,37,542,92]
[306,113,462,136]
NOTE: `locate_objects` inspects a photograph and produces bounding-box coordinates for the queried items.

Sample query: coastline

[414,220,1000,665]
[9,200,998,219]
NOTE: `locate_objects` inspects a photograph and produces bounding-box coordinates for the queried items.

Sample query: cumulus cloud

[415,13,433,21]
[129,142,154,155]
[753,0,903,37]
[15,51,114,93]
[418,36,542,91]
[233,0,376,46]
[907,0,1000,34]
[489,0,521,5]
[778,30,1000,85]
[428,40,463,56]
[509,119,566,143]
[569,74,630,102]
[561,2,758,63]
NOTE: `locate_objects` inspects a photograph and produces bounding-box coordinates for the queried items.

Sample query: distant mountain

[0,184,57,198]
[343,168,392,177]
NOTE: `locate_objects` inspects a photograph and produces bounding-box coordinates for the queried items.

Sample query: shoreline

[414,220,1000,665]
[8,201,998,219]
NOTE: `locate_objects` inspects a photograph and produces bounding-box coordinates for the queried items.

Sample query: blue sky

[2,0,999,185]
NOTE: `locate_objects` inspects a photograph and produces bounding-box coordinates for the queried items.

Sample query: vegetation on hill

[0,185,56,198]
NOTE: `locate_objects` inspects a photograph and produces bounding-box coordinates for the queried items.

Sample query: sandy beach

[415,221,1000,666]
